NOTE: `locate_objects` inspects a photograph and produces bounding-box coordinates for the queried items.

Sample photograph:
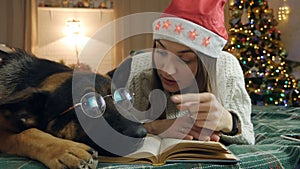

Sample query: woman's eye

[181,59,192,64]
[178,56,193,64]
[155,49,168,56]
[179,54,197,64]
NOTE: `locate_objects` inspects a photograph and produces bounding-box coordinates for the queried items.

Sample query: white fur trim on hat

[153,17,227,58]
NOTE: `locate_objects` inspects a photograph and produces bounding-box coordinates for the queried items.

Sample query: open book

[98,134,239,166]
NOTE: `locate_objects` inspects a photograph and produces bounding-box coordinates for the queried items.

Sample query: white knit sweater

[128,51,255,145]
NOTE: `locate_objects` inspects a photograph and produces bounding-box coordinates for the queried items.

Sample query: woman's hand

[171,93,233,134]
[143,116,220,141]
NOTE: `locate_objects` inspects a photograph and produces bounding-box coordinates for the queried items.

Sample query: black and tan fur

[0,47,146,169]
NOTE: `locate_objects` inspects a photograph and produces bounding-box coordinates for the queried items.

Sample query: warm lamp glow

[64,19,83,66]
[65,19,81,35]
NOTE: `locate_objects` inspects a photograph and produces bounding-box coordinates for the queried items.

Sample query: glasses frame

[59,88,134,119]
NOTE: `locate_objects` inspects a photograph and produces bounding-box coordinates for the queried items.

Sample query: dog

[0,45,147,169]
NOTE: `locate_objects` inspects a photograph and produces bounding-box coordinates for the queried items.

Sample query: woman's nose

[161,57,177,75]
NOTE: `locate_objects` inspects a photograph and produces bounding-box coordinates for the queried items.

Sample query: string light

[278,0,290,21]
[278,6,290,21]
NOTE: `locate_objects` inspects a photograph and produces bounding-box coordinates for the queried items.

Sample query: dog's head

[45,71,148,156]
[0,50,147,156]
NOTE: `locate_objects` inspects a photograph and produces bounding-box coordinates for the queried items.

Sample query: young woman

[115,0,255,145]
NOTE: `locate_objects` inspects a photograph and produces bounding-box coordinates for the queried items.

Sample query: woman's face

[153,40,198,93]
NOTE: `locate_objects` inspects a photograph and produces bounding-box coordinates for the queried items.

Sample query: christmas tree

[225,0,299,106]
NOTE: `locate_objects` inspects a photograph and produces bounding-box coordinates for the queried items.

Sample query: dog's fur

[0,48,147,169]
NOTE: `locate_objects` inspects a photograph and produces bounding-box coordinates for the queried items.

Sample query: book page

[158,138,237,162]
[98,135,238,165]
[98,134,162,164]
[159,138,228,153]
[124,134,162,159]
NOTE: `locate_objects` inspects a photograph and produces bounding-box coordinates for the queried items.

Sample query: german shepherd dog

[0,45,147,169]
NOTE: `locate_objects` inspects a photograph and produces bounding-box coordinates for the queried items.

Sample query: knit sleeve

[128,52,153,112]
[217,51,255,145]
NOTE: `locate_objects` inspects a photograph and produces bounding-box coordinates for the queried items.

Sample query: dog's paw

[43,139,98,169]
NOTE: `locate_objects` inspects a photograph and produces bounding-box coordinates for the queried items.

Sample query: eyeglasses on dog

[60,88,134,118]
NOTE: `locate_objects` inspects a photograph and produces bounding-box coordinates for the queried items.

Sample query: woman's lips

[161,76,177,86]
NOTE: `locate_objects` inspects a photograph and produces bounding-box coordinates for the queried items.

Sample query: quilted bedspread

[0,106,299,169]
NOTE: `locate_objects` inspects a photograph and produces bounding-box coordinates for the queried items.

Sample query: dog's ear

[106,68,116,79]
[0,87,49,111]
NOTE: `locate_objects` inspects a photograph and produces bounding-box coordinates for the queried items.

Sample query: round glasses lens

[113,88,133,110]
[113,88,132,102]
[80,92,105,118]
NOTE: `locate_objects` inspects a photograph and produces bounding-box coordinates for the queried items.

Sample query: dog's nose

[136,126,147,138]
[123,125,147,138]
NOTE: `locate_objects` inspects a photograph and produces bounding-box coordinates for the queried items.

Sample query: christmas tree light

[225,0,299,106]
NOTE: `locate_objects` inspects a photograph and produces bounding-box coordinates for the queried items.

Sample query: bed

[0,106,299,169]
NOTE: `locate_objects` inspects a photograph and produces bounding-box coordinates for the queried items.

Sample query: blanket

[0,106,299,169]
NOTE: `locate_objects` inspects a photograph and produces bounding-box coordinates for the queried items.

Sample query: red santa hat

[153,0,228,58]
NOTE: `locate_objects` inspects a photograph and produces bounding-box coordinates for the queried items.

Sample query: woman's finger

[171,93,214,104]
[177,128,194,140]
[189,126,217,141]
[193,120,219,131]
[210,133,220,142]
[177,102,211,113]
